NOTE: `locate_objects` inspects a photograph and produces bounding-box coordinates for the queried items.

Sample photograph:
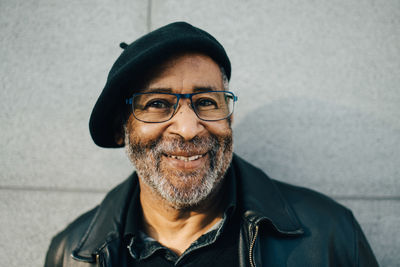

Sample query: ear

[113,108,131,146]
[114,130,125,146]
[227,114,234,127]
[113,115,126,146]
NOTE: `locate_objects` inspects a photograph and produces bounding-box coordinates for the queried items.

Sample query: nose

[167,100,205,141]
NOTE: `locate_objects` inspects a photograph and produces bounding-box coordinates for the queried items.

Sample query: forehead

[142,52,223,92]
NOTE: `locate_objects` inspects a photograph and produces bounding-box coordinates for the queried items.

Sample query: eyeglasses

[126,91,238,123]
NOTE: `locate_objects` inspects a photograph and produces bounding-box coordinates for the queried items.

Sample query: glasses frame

[125,90,238,123]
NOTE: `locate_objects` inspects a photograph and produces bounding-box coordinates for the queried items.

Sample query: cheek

[204,120,232,137]
[128,119,167,142]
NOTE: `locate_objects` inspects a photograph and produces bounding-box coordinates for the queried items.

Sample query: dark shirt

[123,169,240,267]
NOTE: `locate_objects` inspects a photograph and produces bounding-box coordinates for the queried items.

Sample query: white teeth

[168,154,204,162]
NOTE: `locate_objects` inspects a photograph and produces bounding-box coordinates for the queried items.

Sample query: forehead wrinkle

[193,86,219,92]
[140,87,173,93]
[139,52,223,94]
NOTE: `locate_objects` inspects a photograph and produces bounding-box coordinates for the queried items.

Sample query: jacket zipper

[249,225,259,267]
[96,254,100,267]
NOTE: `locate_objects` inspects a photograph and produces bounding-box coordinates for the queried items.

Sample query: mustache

[157,135,220,172]
[155,136,219,155]
[127,132,232,160]
[127,134,232,173]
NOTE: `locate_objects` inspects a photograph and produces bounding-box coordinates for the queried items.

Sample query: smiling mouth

[165,153,206,162]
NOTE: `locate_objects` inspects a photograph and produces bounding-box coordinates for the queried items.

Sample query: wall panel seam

[1,186,399,200]
[147,0,152,32]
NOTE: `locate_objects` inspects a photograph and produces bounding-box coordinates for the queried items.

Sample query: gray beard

[125,128,233,209]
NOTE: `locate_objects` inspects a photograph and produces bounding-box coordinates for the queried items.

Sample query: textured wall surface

[1,0,399,266]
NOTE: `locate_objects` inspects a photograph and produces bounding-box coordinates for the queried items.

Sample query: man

[45,22,378,267]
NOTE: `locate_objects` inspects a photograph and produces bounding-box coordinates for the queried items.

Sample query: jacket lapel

[72,173,138,262]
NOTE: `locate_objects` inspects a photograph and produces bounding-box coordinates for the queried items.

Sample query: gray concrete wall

[1,0,399,266]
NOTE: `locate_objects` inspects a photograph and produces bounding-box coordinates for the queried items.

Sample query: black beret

[89,21,231,148]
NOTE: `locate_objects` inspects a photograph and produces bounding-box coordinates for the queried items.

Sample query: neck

[138,179,225,256]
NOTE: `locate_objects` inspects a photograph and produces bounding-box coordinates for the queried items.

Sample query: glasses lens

[192,92,234,121]
[132,93,177,122]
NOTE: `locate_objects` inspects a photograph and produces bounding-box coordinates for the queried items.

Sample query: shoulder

[44,174,138,266]
[232,155,380,264]
[45,207,99,267]
[262,177,378,265]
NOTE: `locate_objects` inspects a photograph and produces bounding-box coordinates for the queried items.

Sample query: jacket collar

[72,173,138,262]
[231,154,304,235]
[72,154,303,262]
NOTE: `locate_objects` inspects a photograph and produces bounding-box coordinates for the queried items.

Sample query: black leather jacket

[45,155,378,266]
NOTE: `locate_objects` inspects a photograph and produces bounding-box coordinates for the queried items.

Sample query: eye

[196,98,218,108]
[145,99,172,109]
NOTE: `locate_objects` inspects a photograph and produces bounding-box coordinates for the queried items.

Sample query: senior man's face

[124,52,233,209]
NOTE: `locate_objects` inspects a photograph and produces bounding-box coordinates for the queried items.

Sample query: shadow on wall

[234,96,399,196]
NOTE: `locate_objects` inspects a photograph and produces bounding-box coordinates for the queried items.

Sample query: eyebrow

[193,86,218,92]
[141,87,172,93]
